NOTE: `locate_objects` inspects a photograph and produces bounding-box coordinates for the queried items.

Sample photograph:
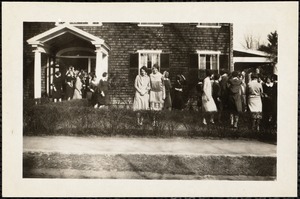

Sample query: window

[135,50,169,74]
[190,50,222,81]
[139,51,161,71]
[129,50,169,83]
[197,50,221,71]
[199,54,218,70]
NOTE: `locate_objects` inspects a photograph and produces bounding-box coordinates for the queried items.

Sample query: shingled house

[24,22,233,105]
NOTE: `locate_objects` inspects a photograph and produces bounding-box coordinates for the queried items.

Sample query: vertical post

[217,54,220,73]
[88,58,91,73]
[46,56,50,95]
[95,46,103,80]
[103,54,108,75]
[229,23,234,72]
[138,52,141,75]
[34,50,42,99]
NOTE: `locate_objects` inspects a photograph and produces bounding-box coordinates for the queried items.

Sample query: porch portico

[27,25,110,99]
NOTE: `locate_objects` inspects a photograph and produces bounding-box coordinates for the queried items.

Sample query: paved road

[24,136,276,156]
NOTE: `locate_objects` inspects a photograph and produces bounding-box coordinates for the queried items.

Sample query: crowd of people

[51,66,109,109]
[51,65,277,131]
[197,68,277,131]
[132,66,277,131]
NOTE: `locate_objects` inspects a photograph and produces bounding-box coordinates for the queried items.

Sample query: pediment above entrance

[27,25,110,54]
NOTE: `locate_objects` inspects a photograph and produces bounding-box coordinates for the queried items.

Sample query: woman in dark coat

[262,76,274,125]
[96,72,109,108]
[65,66,75,101]
[172,74,186,110]
[52,71,63,102]
[163,71,172,110]
[212,73,222,122]
[227,71,242,128]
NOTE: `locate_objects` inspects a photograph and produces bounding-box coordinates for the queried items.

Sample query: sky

[233,22,277,50]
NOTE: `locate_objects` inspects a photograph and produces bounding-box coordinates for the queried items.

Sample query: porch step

[23,136,276,180]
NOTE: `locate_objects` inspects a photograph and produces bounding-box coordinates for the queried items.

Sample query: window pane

[199,55,206,70]
[211,54,218,70]
[206,55,210,69]
[139,52,161,71]
[140,53,148,68]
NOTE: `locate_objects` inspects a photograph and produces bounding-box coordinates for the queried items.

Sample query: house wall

[24,22,233,104]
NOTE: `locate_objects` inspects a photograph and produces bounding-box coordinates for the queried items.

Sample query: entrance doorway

[58,57,96,75]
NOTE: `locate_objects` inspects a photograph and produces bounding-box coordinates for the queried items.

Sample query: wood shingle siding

[24,22,232,104]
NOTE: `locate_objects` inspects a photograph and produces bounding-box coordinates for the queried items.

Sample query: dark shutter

[130,53,139,68]
[160,53,170,73]
[129,53,139,85]
[219,54,229,70]
[160,53,170,68]
[189,54,198,69]
[188,54,199,86]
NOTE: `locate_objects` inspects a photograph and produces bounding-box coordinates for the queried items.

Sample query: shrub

[23,99,277,143]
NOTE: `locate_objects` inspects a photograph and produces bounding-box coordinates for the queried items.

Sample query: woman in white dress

[202,69,217,125]
[132,66,151,125]
[72,71,83,99]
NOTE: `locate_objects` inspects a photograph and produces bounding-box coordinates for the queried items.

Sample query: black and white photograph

[2,2,298,197]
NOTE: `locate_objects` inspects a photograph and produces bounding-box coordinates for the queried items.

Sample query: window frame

[196,50,221,72]
[136,50,163,74]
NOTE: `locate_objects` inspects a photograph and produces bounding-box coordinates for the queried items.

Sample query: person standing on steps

[52,71,63,102]
[72,70,83,99]
[65,66,75,101]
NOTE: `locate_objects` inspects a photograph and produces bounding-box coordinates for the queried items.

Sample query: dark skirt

[228,93,242,113]
[172,91,184,110]
[65,84,74,99]
[164,91,172,109]
[52,89,62,99]
[97,91,109,105]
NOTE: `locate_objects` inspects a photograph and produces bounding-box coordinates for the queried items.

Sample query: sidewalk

[24,136,276,156]
[23,136,276,179]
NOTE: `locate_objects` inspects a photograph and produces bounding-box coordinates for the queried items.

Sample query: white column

[95,47,103,80]
[46,56,50,95]
[217,54,220,72]
[34,50,42,99]
[103,54,108,74]
[88,58,91,73]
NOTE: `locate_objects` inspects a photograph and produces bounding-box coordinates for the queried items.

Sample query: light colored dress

[202,76,217,112]
[73,76,82,99]
[133,74,150,111]
[149,72,165,111]
[247,80,263,118]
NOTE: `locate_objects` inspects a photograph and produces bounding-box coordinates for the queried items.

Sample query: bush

[23,99,277,143]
